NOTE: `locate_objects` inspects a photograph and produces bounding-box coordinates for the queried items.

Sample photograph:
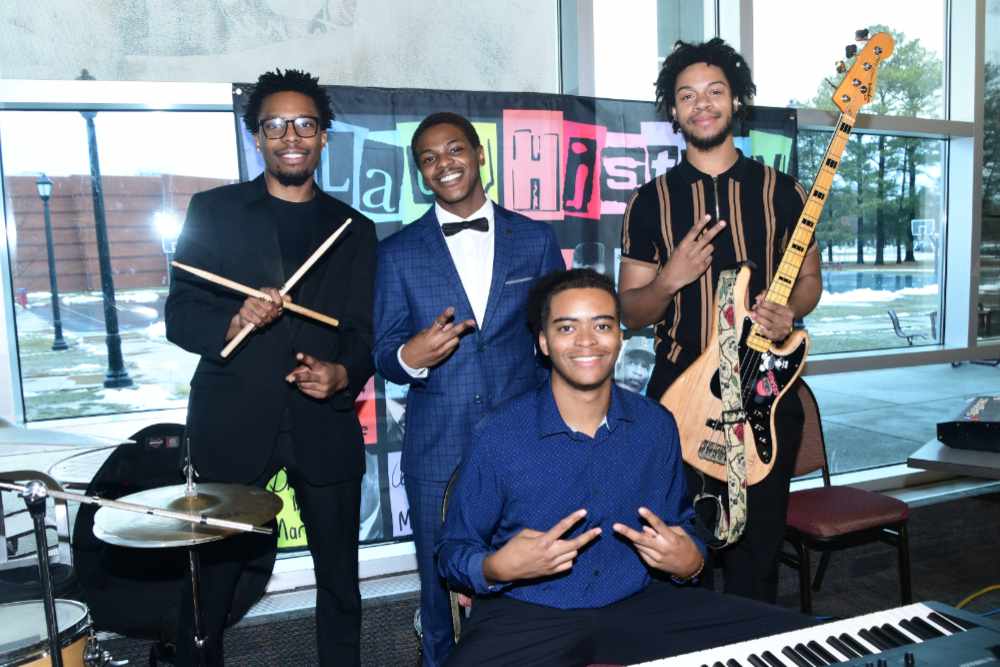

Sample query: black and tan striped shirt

[621,150,806,397]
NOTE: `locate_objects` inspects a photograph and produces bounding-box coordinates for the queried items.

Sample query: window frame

[0,80,235,421]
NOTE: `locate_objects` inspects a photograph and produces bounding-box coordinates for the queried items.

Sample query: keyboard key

[826,635,859,660]
[899,618,936,641]
[792,642,826,666]
[868,625,900,648]
[881,623,915,646]
[928,612,965,634]
[761,650,788,667]
[780,646,812,667]
[839,632,873,656]
[806,640,839,664]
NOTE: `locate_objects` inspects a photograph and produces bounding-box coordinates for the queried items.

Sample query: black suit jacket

[165,176,376,485]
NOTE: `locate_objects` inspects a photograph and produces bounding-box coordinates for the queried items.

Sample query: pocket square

[504,276,533,286]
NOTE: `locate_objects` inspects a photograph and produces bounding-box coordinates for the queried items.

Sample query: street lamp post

[80,111,132,389]
[35,174,68,351]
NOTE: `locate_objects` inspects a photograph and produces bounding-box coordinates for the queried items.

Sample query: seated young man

[437,269,811,666]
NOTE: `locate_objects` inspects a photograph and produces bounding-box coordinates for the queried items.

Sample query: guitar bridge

[698,440,727,465]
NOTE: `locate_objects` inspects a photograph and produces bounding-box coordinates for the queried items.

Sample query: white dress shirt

[398,199,496,378]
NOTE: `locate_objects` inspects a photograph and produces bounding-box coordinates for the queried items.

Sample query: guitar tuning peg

[855,28,870,41]
[845,44,858,59]
[835,61,847,74]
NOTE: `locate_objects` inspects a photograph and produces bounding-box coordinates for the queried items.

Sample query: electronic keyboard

[636,601,1000,666]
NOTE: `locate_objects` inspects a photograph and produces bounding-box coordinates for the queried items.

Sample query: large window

[753,2,951,356]
[0,110,238,420]
[808,362,1000,473]
[562,0,719,100]
[979,0,1000,340]
[799,131,946,354]
[752,0,946,119]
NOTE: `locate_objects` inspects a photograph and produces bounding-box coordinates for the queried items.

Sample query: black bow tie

[441,217,489,237]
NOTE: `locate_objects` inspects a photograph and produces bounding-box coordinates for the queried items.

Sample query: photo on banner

[234,85,798,550]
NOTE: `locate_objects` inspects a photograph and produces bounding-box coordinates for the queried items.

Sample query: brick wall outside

[6,174,233,293]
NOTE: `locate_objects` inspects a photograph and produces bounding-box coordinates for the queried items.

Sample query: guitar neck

[746,111,855,352]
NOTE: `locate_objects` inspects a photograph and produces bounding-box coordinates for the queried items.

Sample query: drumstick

[220,218,353,358]
[171,261,340,328]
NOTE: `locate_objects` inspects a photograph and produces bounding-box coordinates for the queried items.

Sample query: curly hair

[655,38,756,132]
[241,69,334,134]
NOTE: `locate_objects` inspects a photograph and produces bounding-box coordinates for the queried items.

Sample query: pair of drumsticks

[171,218,352,358]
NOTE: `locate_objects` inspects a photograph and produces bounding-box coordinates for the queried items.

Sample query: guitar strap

[693,268,748,547]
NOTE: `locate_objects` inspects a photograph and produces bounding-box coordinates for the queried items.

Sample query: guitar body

[661,265,809,485]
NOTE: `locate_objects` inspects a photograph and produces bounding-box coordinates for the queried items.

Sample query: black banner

[233,85,798,546]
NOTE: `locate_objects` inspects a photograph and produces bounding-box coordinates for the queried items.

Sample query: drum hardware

[20,479,63,667]
[0,598,108,667]
[89,444,281,666]
[0,455,279,667]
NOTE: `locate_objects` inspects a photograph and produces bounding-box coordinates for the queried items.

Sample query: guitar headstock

[832,31,895,115]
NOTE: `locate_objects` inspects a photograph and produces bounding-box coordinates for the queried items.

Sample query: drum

[0,599,90,666]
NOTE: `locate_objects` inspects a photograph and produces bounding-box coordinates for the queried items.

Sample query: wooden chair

[780,381,912,614]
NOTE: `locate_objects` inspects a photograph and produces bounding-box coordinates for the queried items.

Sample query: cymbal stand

[20,480,63,667]
[183,440,207,666]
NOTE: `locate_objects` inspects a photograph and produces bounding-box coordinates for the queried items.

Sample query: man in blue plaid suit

[374,112,563,666]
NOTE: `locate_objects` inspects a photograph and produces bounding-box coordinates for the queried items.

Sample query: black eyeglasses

[258,116,321,139]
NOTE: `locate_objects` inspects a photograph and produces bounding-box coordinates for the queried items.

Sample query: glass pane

[980,0,1000,340]
[752,0,945,119]
[589,0,712,101]
[797,129,945,354]
[0,110,238,421]
[808,363,999,474]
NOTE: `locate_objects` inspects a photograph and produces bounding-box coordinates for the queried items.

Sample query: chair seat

[787,486,908,538]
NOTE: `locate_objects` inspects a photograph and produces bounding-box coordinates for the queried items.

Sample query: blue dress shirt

[436,379,706,609]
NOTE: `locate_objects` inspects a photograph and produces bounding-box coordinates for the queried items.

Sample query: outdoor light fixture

[35,173,67,350]
[154,210,182,287]
[153,211,182,255]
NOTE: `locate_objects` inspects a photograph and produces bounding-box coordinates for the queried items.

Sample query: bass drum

[0,599,90,666]
[71,435,276,643]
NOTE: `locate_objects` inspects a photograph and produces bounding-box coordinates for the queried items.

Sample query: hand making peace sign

[482,509,603,584]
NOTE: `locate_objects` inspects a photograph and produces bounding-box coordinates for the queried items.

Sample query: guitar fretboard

[746,111,856,353]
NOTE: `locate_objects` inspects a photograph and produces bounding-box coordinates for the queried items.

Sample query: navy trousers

[447,582,814,666]
[405,475,454,667]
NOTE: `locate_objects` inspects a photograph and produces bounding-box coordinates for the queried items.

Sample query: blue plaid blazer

[374,204,564,482]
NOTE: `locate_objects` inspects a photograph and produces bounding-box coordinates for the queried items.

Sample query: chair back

[0,470,72,570]
[887,309,905,336]
[792,381,831,484]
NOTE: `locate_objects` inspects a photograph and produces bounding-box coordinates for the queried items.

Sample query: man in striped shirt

[618,38,822,604]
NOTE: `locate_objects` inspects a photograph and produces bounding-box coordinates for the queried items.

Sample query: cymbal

[93,483,282,549]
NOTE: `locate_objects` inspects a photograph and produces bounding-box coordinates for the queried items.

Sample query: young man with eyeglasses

[166,69,375,666]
